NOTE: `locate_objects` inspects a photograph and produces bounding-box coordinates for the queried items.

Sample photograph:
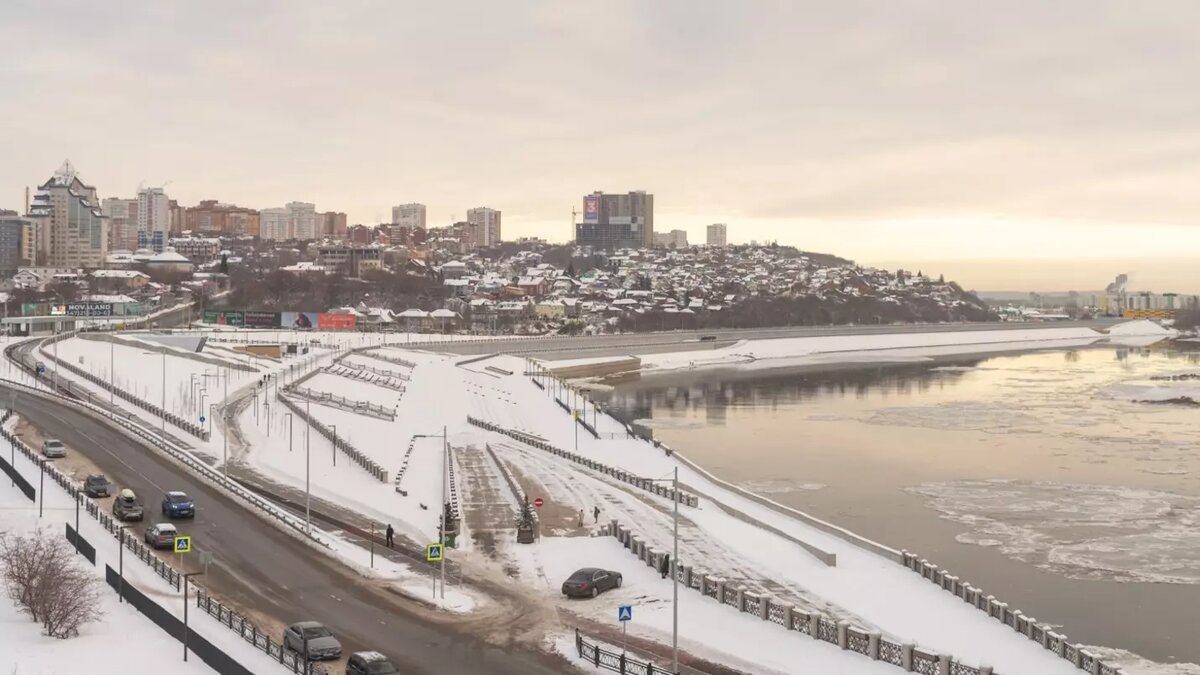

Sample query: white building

[137,187,170,252]
[707,223,727,247]
[28,160,109,268]
[259,208,290,240]
[466,207,502,247]
[391,203,426,229]
[287,201,317,240]
[654,229,689,248]
[101,197,139,251]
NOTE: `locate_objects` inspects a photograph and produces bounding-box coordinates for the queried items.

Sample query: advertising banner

[208,311,244,327]
[243,311,281,328]
[67,302,114,317]
[583,194,600,222]
[317,313,357,330]
[280,311,319,330]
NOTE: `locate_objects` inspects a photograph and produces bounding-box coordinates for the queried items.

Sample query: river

[602,344,1200,670]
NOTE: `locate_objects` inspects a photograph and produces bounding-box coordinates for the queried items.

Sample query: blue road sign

[199,415,206,423]
[35,362,45,374]
[426,543,443,562]
[618,606,632,622]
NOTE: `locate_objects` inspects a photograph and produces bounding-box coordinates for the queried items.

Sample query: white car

[41,439,66,458]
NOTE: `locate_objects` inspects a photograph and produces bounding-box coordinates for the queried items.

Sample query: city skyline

[4,2,1200,291]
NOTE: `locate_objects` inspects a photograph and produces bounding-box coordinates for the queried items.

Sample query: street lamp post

[330,424,337,467]
[109,339,115,405]
[118,524,132,603]
[412,428,449,599]
[9,432,20,487]
[160,351,166,447]
[646,469,681,674]
[286,413,293,453]
[305,396,311,534]
[182,571,205,662]
[38,458,45,517]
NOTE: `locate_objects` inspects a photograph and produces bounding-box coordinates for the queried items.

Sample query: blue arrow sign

[199,415,206,423]
[36,362,45,374]
[618,605,632,622]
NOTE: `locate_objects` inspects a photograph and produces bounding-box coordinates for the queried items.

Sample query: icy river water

[604,344,1200,670]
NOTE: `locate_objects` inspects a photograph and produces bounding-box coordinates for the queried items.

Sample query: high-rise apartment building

[137,187,171,252]
[0,210,29,276]
[320,211,347,237]
[287,202,317,240]
[466,207,501,247]
[28,161,109,268]
[185,200,260,236]
[653,229,689,248]
[391,203,426,230]
[575,191,654,250]
[102,197,140,251]
[707,223,727,247]
[259,207,290,241]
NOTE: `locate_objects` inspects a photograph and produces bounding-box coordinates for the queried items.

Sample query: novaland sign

[55,302,114,317]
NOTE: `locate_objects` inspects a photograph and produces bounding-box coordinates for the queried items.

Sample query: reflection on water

[603,345,1200,666]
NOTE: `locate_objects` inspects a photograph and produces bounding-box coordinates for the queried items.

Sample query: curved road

[1,384,568,675]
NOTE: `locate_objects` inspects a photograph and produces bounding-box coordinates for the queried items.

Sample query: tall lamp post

[412,427,449,598]
[305,396,311,533]
[9,432,21,487]
[286,412,293,453]
[646,468,681,675]
[117,524,133,603]
[329,424,337,467]
[182,571,205,662]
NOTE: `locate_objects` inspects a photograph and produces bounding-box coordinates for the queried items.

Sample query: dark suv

[346,651,398,675]
[112,489,144,521]
[83,474,111,498]
[161,491,195,519]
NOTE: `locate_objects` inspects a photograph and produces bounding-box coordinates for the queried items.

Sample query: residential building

[0,210,26,276]
[13,266,80,291]
[707,223,727,247]
[168,237,222,262]
[28,161,109,268]
[101,198,139,251]
[466,207,502,247]
[287,202,317,240]
[391,203,426,229]
[169,199,185,235]
[137,187,171,252]
[185,200,260,236]
[320,211,347,237]
[575,191,654,250]
[315,245,383,277]
[259,207,290,240]
[653,229,688,248]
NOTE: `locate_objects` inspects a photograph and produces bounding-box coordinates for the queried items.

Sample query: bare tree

[0,529,103,639]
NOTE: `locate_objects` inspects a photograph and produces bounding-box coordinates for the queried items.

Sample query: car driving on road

[41,439,66,458]
[83,474,111,498]
[561,567,622,598]
[283,621,342,661]
[161,491,195,518]
[346,651,398,674]
[144,523,178,550]
[112,489,144,521]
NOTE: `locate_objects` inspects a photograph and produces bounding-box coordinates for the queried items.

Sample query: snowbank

[1107,320,1172,337]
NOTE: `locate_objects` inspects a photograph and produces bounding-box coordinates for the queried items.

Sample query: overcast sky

[4,1,1199,291]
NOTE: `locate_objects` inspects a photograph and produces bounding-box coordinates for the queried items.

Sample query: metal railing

[195,590,327,674]
[283,386,396,421]
[275,392,388,482]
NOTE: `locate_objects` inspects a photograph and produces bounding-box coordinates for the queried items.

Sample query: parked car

[41,439,66,459]
[699,335,717,342]
[283,622,342,661]
[112,489,144,521]
[144,523,178,550]
[161,491,195,519]
[561,567,622,598]
[83,474,111,498]
[346,651,398,675]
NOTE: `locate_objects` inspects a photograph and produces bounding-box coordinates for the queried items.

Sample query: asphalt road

[1,385,569,675]
[436,319,1125,358]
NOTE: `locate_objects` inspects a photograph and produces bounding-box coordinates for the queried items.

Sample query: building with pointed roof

[28,161,109,268]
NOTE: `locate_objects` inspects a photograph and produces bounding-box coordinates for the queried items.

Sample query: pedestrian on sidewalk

[593,505,600,524]
[385,523,394,548]
[577,509,584,528]
[660,553,671,579]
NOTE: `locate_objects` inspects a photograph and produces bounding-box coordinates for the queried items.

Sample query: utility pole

[441,425,447,599]
[673,466,679,675]
[330,424,337,467]
[160,351,166,446]
[305,396,311,534]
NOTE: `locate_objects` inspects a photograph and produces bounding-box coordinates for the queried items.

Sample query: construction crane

[570,206,580,242]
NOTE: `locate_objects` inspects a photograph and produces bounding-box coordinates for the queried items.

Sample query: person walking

[593,505,600,524]
[385,523,394,548]
[660,552,671,579]
[577,509,584,528]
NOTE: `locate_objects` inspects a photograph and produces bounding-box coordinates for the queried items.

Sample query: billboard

[318,313,357,330]
[583,194,600,222]
[205,310,244,327]
[51,302,114,317]
[243,311,281,328]
[281,311,319,330]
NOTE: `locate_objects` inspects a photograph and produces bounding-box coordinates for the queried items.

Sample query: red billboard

[318,313,357,330]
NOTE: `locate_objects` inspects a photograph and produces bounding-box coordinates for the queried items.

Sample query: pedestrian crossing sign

[618,605,632,622]
[426,543,443,561]
[173,536,192,554]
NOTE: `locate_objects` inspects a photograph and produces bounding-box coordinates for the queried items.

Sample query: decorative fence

[446,446,462,523]
[276,392,388,482]
[38,331,210,441]
[360,350,417,370]
[467,417,698,507]
[392,437,419,495]
[899,551,1124,675]
[574,629,673,675]
[602,518,995,675]
[323,364,407,392]
[283,386,395,421]
[484,443,525,506]
[195,589,328,674]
